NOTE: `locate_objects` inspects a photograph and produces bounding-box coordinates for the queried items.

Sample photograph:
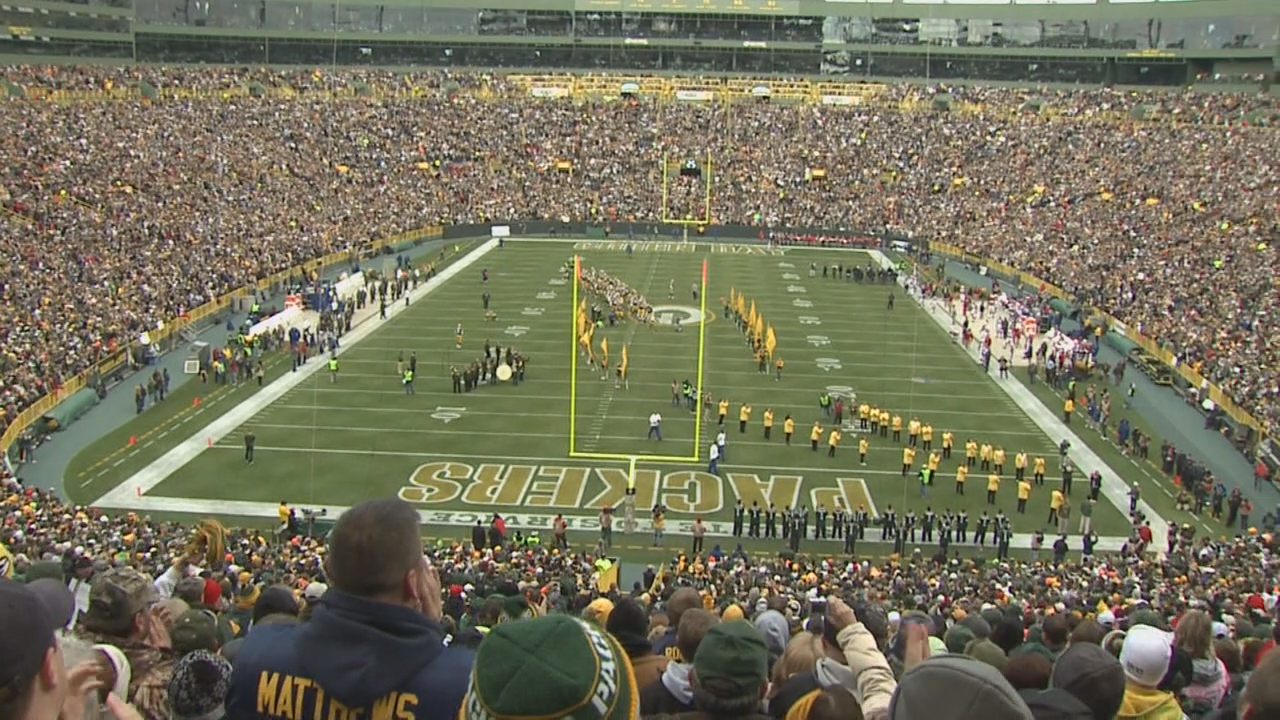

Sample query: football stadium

[65,237,1171,550]
[1,1,1279,718]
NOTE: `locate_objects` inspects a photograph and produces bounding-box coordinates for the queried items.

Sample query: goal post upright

[690,257,709,462]
[568,254,581,456]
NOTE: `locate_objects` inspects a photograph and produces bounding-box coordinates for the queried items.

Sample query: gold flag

[600,336,609,366]
[766,325,777,357]
[620,345,629,376]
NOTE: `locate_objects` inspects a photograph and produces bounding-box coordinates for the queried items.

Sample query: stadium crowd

[4,486,1280,720]
[0,66,1276,443]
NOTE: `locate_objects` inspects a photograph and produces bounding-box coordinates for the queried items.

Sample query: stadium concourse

[0,67,1279,720]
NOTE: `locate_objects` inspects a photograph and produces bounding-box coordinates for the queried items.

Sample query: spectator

[460,614,638,719]
[1066,621,1106,648]
[74,567,178,720]
[890,654,1033,720]
[1220,647,1280,719]
[966,638,1011,673]
[1050,642,1126,719]
[639,609,719,715]
[584,597,615,627]
[172,577,235,646]
[1117,625,1184,720]
[768,632,826,698]
[1018,688,1094,720]
[1040,615,1070,656]
[26,577,77,630]
[299,582,327,621]
[679,619,772,719]
[755,608,791,672]
[652,587,702,661]
[803,686,865,720]
[1004,653,1053,692]
[170,610,219,656]
[1174,611,1230,717]
[225,498,474,720]
[607,597,669,689]
[0,578,72,720]
[167,650,231,720]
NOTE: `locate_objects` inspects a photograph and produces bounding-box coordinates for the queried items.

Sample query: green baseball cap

[693,620,769,697]
[170,609,219,654]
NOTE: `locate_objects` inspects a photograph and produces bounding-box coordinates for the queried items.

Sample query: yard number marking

[778,262,795,268]
[787,285,807,294]
[798,316,822,325]
[548,278,568,286]
[826,385,855,397]
[522,307,546,316]
[432,406,467,424]
[505,325,530,337]
[793,299,813,308]
[536,291,557,300]
[807,335,831,347]
[782,273,800,281]
[816,357,843,372]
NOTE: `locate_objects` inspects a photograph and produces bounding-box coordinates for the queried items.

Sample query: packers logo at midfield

[651,305,709,327]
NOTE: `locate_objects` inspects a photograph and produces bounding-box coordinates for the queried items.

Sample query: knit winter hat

[460,615,638,720]
[167,650,232,720]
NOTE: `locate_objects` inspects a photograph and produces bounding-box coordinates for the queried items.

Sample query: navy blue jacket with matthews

[226,589,475,720]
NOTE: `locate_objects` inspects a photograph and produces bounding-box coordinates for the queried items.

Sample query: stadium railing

[929,240,1270,445]
[0,225,444,461]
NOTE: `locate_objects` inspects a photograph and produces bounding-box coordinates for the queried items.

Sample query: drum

[496,364,513,381]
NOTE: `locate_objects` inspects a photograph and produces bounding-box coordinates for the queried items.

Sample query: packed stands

[3,486,1280,720]
[0,66,1276,448]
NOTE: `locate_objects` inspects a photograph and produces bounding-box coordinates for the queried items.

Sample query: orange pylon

[128,436,137,446]
[193,396,201,407]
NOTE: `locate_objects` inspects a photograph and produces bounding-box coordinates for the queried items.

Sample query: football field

[79,238,1140,551]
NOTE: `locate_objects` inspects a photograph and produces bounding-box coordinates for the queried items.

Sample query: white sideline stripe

[92,239,501,507]
[881,251,1170,549]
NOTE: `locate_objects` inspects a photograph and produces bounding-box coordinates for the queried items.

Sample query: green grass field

[68,238,1153,551]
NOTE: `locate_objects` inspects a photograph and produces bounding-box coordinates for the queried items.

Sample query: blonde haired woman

[1174,610,1230,717]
